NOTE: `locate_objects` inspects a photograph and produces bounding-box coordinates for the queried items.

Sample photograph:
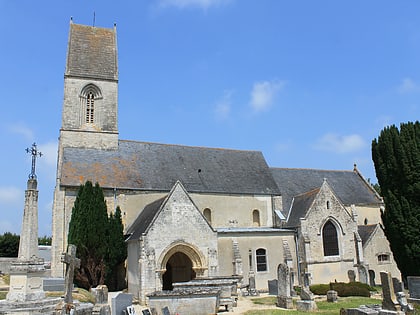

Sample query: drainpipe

[294,228,301,286]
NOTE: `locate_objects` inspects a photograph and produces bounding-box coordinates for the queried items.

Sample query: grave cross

[61,244,81,304]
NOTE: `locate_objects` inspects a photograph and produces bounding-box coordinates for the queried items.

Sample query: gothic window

[252,209,260,227]
[203,208,212,224]
[256,248,267,272]
[326,201,330,209]
[86,92,94,123]
[80,84,102,125]
[322,221,339,256]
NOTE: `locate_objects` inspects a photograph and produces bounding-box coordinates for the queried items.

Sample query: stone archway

[159,242,206,290]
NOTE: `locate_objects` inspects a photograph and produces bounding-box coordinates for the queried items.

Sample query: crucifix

[26,142,42,179]
[61,244,81,305]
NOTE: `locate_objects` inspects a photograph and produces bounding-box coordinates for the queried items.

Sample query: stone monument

[296,285,317,312]
[276,263,293,309]
[0,143,63,314]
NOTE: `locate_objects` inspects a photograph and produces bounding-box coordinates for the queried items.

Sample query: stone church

[51,21,400,303]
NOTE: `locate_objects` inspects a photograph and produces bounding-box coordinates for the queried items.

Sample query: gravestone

[407,276,420,302]
[248,271,258,296]
[296,286,317,311]
[348,270,356,282]
[358,265,369,284]
[380,271,401,312]
[141,309,151,315]
[92,285,111,315]
[111,292,133,315]
[162,306,170,315]
[327,290,338,303]
[268,279,278,295]
[392,278,403,294]
[276,263,293,309]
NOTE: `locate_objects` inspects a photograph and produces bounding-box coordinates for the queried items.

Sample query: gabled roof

[66,22,118,81]
[358,224,379,246]
[125,196,166,241]
[285,187,320,228]
[270,167,382,214]
[61,140,281,195]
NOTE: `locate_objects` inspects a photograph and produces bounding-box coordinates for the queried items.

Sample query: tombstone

[111,292,133,315]
[396,291,414,312]
[276,263,293,309]
[162,306,170,315]
[348,270,356,282]
[296,286,317,311]
[327,290,338,303]
[407,276,420,302]
[141,309,151,315]
[358,265,369,284]
[247,271,258,296]
[380,271,401,312]
[392,278,403,294]
[268,279,278,295]
[92,285,111,315]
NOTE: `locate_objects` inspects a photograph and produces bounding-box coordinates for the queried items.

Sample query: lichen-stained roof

[61,140,280,195]
[358,224,379,246]
[270,168,382,214]
[66,23,118,81]
[284,188,320,228]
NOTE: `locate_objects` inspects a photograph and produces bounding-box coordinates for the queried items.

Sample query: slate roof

[125,196,166,241]
[358,224,378,246]
[270,168,382,214]
[66,23,118,81]
[284,188,320,228]
[61,140,280,195]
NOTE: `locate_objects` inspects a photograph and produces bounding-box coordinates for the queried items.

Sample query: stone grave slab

[111,292,133,315]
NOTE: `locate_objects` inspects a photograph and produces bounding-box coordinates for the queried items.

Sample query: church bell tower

[51,20,119,277]
[59,19,119,151]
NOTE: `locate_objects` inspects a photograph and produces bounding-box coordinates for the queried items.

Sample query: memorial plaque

[407,276,420,299]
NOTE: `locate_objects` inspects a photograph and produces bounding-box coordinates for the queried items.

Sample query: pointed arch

[80,84,103,124]
[322,220,339,256]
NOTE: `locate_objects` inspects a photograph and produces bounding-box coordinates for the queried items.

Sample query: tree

[0,232,20,257]
[38,235,52,245]
[105,206,127,290]
[372,121,420,280]
[68,181,109,289]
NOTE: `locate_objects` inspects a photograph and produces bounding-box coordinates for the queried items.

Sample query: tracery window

[86,91,94,123]
[322,221,339,256]
[256,248,267,272]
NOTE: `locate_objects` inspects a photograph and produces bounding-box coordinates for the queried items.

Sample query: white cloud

[250,80,285,112]
[397,77,420,93]
[38,141,58,168]
[0,186,21,205]
[214,90,232,120]
[8,122,34,140]
[158,0,231,9]
[314,133,366,154]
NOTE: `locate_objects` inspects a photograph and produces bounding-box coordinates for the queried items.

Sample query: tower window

[86,91,94,123]
[323,221,339,256]
[256,248,267,272]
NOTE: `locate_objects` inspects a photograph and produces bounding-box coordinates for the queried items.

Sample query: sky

[0,0,419,236]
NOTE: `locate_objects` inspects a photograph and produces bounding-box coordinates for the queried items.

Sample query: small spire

[353,163,357,171]
[70,16,73,23]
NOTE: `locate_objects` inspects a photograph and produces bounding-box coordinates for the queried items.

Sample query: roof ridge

[118,139,262,153]
[270,167,354,173]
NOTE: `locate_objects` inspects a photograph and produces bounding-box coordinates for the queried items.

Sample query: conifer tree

[68,181,109,289]
[372,121,420,280]
[105,206,127,290]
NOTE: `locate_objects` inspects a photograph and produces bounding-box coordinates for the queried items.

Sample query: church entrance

[162,252,196,290]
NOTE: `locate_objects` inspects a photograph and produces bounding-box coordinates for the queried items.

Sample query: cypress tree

[68,181,109,289]
[372,121,420,280]
[105,206,127,290]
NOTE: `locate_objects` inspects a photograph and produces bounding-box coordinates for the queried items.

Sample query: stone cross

[61,244,81,304]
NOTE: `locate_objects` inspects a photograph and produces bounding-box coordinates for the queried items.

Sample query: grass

[244,296,382,315]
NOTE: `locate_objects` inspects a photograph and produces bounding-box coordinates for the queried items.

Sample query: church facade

[51,22,400,303]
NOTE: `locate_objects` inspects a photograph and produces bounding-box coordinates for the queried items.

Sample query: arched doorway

[162,252,196,290]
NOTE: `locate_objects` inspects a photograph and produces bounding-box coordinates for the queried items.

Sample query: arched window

[203,208,212,224]
[86,91,94,123]
[322,221,339,256]
[256,248,267,272]
[80,84,102,125]
[326,201,330,209]
[252,209,260,227]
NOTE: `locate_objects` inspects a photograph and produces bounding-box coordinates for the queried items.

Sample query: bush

[309,282,374,297]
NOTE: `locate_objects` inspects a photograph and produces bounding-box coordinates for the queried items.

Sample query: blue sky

[0,0,419,236]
